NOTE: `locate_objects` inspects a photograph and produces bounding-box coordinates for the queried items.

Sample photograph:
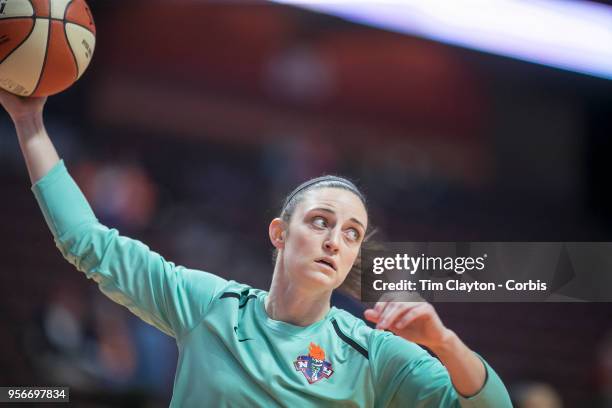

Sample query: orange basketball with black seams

[0,0,96,97]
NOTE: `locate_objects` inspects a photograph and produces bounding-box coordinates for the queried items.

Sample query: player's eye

[312,216,328,229]
[346,228,360,241]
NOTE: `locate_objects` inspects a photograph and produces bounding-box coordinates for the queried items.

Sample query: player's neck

[266,270,332,327]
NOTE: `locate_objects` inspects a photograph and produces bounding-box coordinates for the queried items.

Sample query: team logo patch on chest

[294,342,334,384]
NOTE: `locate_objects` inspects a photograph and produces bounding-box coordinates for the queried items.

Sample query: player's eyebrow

[309,207,366,230]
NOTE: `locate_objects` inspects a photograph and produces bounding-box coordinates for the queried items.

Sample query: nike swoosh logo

[234,325,253,342]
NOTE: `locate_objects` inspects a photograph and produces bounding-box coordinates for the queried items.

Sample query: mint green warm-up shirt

[32,160,512,408]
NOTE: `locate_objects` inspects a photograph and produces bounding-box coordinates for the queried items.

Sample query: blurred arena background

[0,1,611,407]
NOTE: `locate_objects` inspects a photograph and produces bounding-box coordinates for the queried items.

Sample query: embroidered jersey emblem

[294,342,334,384]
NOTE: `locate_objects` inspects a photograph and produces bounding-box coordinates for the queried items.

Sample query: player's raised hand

[0,89,47,123]
[0,88,57,183]
[364,293,452,350]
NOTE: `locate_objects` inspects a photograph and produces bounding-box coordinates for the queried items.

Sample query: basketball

[0,0,96,97]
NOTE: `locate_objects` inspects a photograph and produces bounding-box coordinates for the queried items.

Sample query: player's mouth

[315,257,337,272]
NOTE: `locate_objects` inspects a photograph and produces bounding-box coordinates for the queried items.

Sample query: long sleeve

[31,160,228,339]
[370,332,512,408]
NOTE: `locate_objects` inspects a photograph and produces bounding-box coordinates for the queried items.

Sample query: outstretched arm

[0,90,58,184]
[1,90,228,339]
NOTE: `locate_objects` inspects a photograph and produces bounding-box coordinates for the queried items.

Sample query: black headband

[282,175,361,211]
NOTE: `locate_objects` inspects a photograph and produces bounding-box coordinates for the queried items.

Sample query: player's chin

[303,268,336,288]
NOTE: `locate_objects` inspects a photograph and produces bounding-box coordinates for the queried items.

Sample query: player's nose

[323,228,340,254]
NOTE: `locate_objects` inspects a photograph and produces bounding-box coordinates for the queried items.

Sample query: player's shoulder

[172,268,263,305]
[330,307,369,332]
[330,307,427,363]
[329,307,376,354]
[211,279,266,302]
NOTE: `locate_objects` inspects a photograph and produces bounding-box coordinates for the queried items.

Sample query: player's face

[282,188,368,291]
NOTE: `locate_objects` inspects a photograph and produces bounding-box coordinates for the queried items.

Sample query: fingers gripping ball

[0,0,96,97]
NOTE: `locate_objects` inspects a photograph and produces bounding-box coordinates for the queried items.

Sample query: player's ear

[269,218,286,249]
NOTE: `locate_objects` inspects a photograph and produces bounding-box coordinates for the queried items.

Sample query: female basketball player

[1,90,512,407]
